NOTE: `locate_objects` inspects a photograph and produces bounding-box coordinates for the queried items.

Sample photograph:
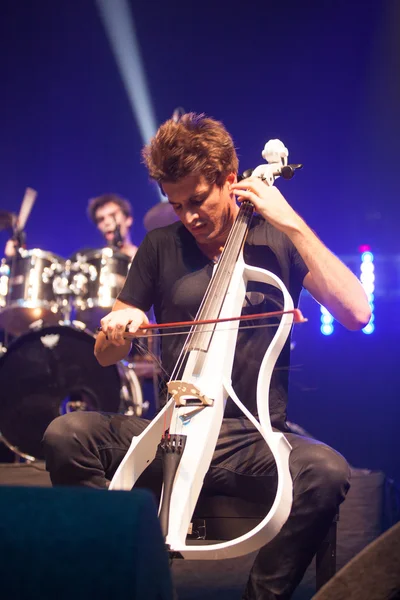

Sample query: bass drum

[0,325,144,461]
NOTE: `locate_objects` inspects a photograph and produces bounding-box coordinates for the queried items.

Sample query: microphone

[108,216,123,249]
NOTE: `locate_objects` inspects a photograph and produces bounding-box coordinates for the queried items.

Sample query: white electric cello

[109,140,304,560]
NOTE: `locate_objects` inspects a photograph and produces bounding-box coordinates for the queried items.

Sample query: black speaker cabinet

[313,520,400,600]
[0,486,173,600]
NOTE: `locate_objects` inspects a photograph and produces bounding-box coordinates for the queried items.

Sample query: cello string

[132,317,296,376]
[130,318,295,387]
[168,202,253,384]
[133,327,305,423]
[163,203,254,432]
[132,315,300,407]
[188,201,252,326]
[166,206,245,379]
[190,202,253,341]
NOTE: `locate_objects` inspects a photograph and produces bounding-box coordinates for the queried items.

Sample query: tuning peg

[237,169,254,182]
[280,164,303,180]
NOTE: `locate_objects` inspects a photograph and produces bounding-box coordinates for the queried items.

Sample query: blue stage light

[362,323,375,334]
[321,324,334,335]
[321,314,334,324]
[360,248,375,334]
[361,251,374,262]
[320,305,334,335]
[363,282,375,294]
[361,262,375,273]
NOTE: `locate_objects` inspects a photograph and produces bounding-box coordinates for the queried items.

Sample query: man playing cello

[44,113,370,599]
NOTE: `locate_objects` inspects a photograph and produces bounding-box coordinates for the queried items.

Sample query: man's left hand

[230,177,301,234]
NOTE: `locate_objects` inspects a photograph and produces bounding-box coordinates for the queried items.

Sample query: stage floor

[0,461,51,487]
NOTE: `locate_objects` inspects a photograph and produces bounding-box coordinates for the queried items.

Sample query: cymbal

[0,210,17,231]
[143,202,178,231]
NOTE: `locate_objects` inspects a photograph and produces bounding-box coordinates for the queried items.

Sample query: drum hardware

[54,258,94,297]
[28,318,44,331]
[64,399,87,412]
[0,262,8,307]
[143,201,178,231]
[0,432,36,463]
[119,361,149,417]
[129,334,162,416]
[63,319,87,331]
[60,388,101,414]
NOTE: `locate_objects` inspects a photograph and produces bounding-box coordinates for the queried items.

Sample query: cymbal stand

[52,260,75,326]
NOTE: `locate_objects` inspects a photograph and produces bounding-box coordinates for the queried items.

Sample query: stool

[189,495,338,592]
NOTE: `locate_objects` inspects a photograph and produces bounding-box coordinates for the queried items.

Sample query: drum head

[82,247,131,263]
[0,326,123,460]
[19,248,65,263]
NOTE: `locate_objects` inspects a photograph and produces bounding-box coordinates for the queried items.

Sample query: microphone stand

[108,216,123,251]
[3,226,26,347]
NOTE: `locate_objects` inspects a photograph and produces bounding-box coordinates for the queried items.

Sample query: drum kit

[0,194,176,462]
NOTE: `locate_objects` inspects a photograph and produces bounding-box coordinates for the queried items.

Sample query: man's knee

[43,412,99,457]
[314,445,350,492]
[293,442,351,505]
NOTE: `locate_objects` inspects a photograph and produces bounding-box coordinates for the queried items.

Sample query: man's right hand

[95,301,149,366]
[100,306,149,347]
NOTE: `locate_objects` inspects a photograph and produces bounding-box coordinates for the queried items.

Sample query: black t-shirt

[118,216,308,430]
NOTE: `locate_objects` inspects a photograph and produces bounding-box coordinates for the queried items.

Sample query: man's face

[163,173,238,247]
[94,202,133,244]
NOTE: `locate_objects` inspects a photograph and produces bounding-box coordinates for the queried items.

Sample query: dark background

[0,1,399,480]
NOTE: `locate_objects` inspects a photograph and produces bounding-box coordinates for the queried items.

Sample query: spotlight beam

[95,0,164,201]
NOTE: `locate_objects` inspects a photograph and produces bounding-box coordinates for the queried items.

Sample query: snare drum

[0,248,65,336]
[0,325,144,460]
[73,248,130,331]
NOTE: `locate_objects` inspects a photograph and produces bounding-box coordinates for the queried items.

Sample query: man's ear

[226,172,237,185]
[126,216,133,228]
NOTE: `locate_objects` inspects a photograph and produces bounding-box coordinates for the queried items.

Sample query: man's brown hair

[87,193,132,224]
[142,113,239,188]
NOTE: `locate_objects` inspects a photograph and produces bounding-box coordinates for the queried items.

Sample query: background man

[86,192,137,260]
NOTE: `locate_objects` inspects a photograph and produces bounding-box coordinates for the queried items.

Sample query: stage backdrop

[0,0,399,481]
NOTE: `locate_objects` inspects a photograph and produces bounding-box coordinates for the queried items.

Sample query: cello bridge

[167,381,214,407]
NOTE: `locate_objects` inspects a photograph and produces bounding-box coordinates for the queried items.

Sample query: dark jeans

[43,413,350,600]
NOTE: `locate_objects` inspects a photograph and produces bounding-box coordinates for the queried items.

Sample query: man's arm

[230,178,371,331]
[95,299,149,367]
[288,220,370,330]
